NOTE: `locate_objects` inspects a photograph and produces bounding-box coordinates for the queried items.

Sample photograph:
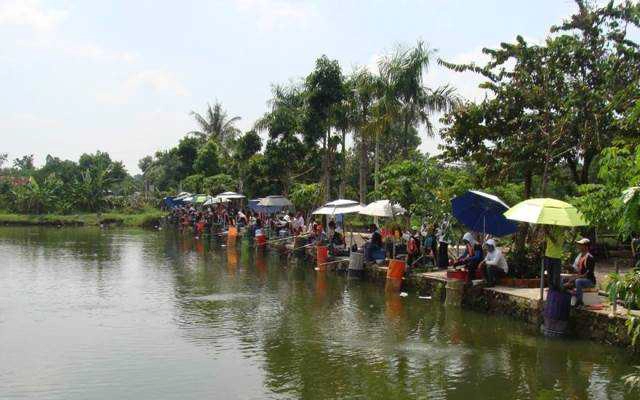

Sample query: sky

[0,0,584,173]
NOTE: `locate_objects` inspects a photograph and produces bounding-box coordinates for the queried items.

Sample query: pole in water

[610,260,619,318]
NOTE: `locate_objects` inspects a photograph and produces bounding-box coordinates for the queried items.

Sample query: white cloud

[96,69,189,104]
[16,36,139,63]
[0,0,67,31]
[233,0,317,30]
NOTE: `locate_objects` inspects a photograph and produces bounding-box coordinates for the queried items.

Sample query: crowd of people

[168,202,596,306]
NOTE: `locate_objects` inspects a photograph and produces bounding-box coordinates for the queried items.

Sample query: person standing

[436,223,449,270]
[543,226,564,290]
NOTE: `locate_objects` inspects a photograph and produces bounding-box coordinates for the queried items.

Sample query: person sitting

[327,220,347,256]
[292,211,305,235]
[406,226,421,268]
[313,224,327,245]
[563,238,596,307]
[479,239,508,287]
[237,210,247,227]
[364,224,386,263]
[450,232,483,284]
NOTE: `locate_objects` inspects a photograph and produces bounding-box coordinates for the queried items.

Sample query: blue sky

[1,0,582,173]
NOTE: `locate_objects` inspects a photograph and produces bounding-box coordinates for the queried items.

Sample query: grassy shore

[0,208,167,228]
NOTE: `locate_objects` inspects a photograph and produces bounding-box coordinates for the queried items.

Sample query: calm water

[0,227,637,400]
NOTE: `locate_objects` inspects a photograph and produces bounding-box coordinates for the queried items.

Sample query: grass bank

[0,208,167,228]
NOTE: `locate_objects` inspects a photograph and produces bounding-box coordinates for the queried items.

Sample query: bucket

[256,234,266,247]
[317,246,329,265]
[228,226,238,238]
[386,259,406,280]
[445,279,465,306]
[543,289,571,337]
[447,269,467,281]
[349,252,364,272]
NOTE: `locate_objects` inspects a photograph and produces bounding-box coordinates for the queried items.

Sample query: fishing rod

[264,233,310,245]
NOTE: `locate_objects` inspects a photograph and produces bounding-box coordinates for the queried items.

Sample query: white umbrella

[259,195,293,207]
[359,200,406,217]
[313,199,363,215]
[174,192,192,200]
[203,196,230,206]
[217,191,246,200]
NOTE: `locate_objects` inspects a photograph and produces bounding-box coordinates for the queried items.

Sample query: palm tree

[347,68,377,203]
[189,102,241,148]
[371,41,459,191]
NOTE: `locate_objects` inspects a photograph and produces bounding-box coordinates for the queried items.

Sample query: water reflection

[0,227,637,400]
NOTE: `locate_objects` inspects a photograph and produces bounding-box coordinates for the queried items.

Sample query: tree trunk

[322,128,331,202]
[579,149,595,185]
[374,130,380,194]
[402,117,409,158]
[339,129,346,198]
[514,169,533,256]
[358,132,368,203]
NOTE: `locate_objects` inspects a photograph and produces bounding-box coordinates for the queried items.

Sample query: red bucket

[387,259,406,280]
[317,246,329,265]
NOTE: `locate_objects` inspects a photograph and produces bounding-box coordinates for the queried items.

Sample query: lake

[0,227,637,399]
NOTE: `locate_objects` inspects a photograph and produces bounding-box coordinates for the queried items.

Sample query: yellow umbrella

[503,198,587,227]
[504,198,588,301]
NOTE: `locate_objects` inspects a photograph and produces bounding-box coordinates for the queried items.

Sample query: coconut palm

[189,102,241,148]
[347,68,377,203]
[371,41,459,190]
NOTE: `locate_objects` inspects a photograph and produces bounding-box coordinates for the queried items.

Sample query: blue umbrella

[451,190,518,237]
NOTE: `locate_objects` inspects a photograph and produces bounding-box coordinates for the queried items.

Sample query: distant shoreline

[0,210,166,228]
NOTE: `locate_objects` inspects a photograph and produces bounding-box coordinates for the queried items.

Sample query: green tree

[182,174,204,193]
[234,130,262,192]
[176,136,201,178]
[79,151,127,184]
[193,140,221,177]
[289,183,320,213]
[13,155,35,172]
[256,83,312,195]
[11,175,63,214]
[305,55,345,201]
[202,174,236,195]
[346,68,377,203]
[189,102,241,152]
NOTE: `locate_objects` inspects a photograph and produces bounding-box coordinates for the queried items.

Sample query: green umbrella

[193,194,209,204]
[504,198,588,301]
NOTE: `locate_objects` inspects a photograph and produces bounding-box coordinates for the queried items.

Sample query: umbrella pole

[539,258,544,302]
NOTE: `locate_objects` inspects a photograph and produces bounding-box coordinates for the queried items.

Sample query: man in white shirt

[480,239,508,287]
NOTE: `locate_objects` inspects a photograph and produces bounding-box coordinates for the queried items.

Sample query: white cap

[462,232,476,245]
[485,239,496,247]
[576,238,590,245]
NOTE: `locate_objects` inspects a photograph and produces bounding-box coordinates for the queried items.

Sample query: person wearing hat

[564,238,596,306]
[479,239,508,287]
[451,232,483,284]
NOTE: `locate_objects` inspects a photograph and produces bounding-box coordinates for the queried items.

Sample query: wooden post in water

[610,260,619,318]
